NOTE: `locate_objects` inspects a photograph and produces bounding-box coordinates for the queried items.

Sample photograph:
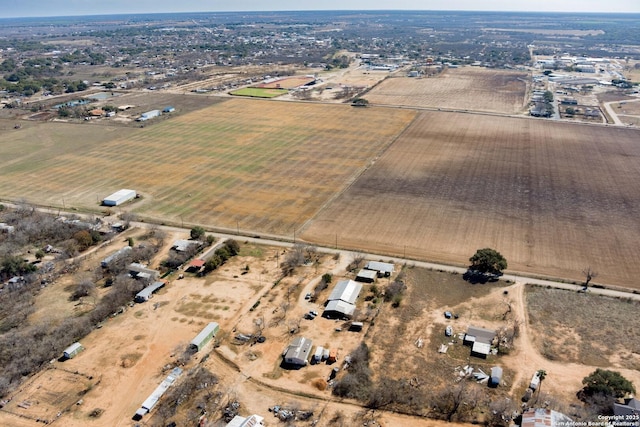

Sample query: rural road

[129,219,640,302]
[3,201,639,301]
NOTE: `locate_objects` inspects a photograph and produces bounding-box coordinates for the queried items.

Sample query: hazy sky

[2,0,639,18]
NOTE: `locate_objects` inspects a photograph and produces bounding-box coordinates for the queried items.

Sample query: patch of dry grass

[526,285,640,369]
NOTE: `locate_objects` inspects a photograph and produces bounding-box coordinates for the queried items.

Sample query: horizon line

[2,9,640,20]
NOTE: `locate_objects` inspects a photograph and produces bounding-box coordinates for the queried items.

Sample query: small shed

[313,346,325,363]
[327,348,338,363]
[103,189,136,206]
[349,321,364,332]
[190,322,220,351]
[471,341,491,359]
[63,342,84,359]
[187,258,205,272]
[365,261,394,277]
[465,326,496,359]
[355,269,377,283]
[489,366,503,387]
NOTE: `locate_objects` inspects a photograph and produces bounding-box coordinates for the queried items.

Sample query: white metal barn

[134,367,183,420]
[103,189,136,206]
[63,342,84,359]
[101,246,132,268]
[324,279,362,318]
[135,281,166,303]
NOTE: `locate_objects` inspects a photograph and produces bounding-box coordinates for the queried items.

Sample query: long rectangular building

[135,281,166,303]
[190,322,220,351]
[103,189,136,206]
[134,367,183,420]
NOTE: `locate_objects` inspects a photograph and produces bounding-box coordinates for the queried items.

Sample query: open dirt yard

[0,235,285,427]
[364,67,529,114]
[0,99,415,236]
[301,110,640,289]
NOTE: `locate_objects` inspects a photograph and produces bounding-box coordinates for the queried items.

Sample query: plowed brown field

[365,67,529,114]
[301,111,640,288]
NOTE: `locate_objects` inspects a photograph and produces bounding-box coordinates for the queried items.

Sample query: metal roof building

[614,398,640,417]
[489,366,503,387]
[324,279,362,318]
[355,269,377,283]
[101,246,132,268]
[365,261,395,276]
[283,336,313,366]
[103,189,136,206]
[63,342,84,359]
[172,239,203,252]
[328,280,362,305]
[134,367,183,420]
[325,299,357,318]
[135,281,166,303]
[190,322,220,351]
[227,414,265,427]
[129,263,159,281]
[464,326,496,359]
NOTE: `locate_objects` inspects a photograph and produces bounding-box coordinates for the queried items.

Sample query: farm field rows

[0,99,416,236]
[301,111,640,288]
[365,67,529,114]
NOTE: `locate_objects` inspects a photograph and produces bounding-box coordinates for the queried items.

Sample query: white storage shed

[63,342,84,359]
[103,189,136,206]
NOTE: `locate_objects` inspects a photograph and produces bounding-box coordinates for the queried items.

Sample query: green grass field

[229,87,288,98]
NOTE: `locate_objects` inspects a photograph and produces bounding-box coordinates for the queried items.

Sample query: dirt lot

[301,110,640,288]
[364,67,529,114]
[0,233,286,427]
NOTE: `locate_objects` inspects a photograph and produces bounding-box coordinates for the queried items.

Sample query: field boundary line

[296,108,419,235]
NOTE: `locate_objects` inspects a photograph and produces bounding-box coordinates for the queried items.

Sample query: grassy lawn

[229,87,288,98]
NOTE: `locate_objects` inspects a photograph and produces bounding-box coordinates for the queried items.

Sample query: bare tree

[431,381,478,422]
[582,266,598,288]
[70,278,96,301]
[281,244,306,276]
[349,252,365,272]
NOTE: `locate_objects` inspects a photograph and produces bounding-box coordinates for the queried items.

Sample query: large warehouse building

[103,189,136,206]
[324,279,362,318]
